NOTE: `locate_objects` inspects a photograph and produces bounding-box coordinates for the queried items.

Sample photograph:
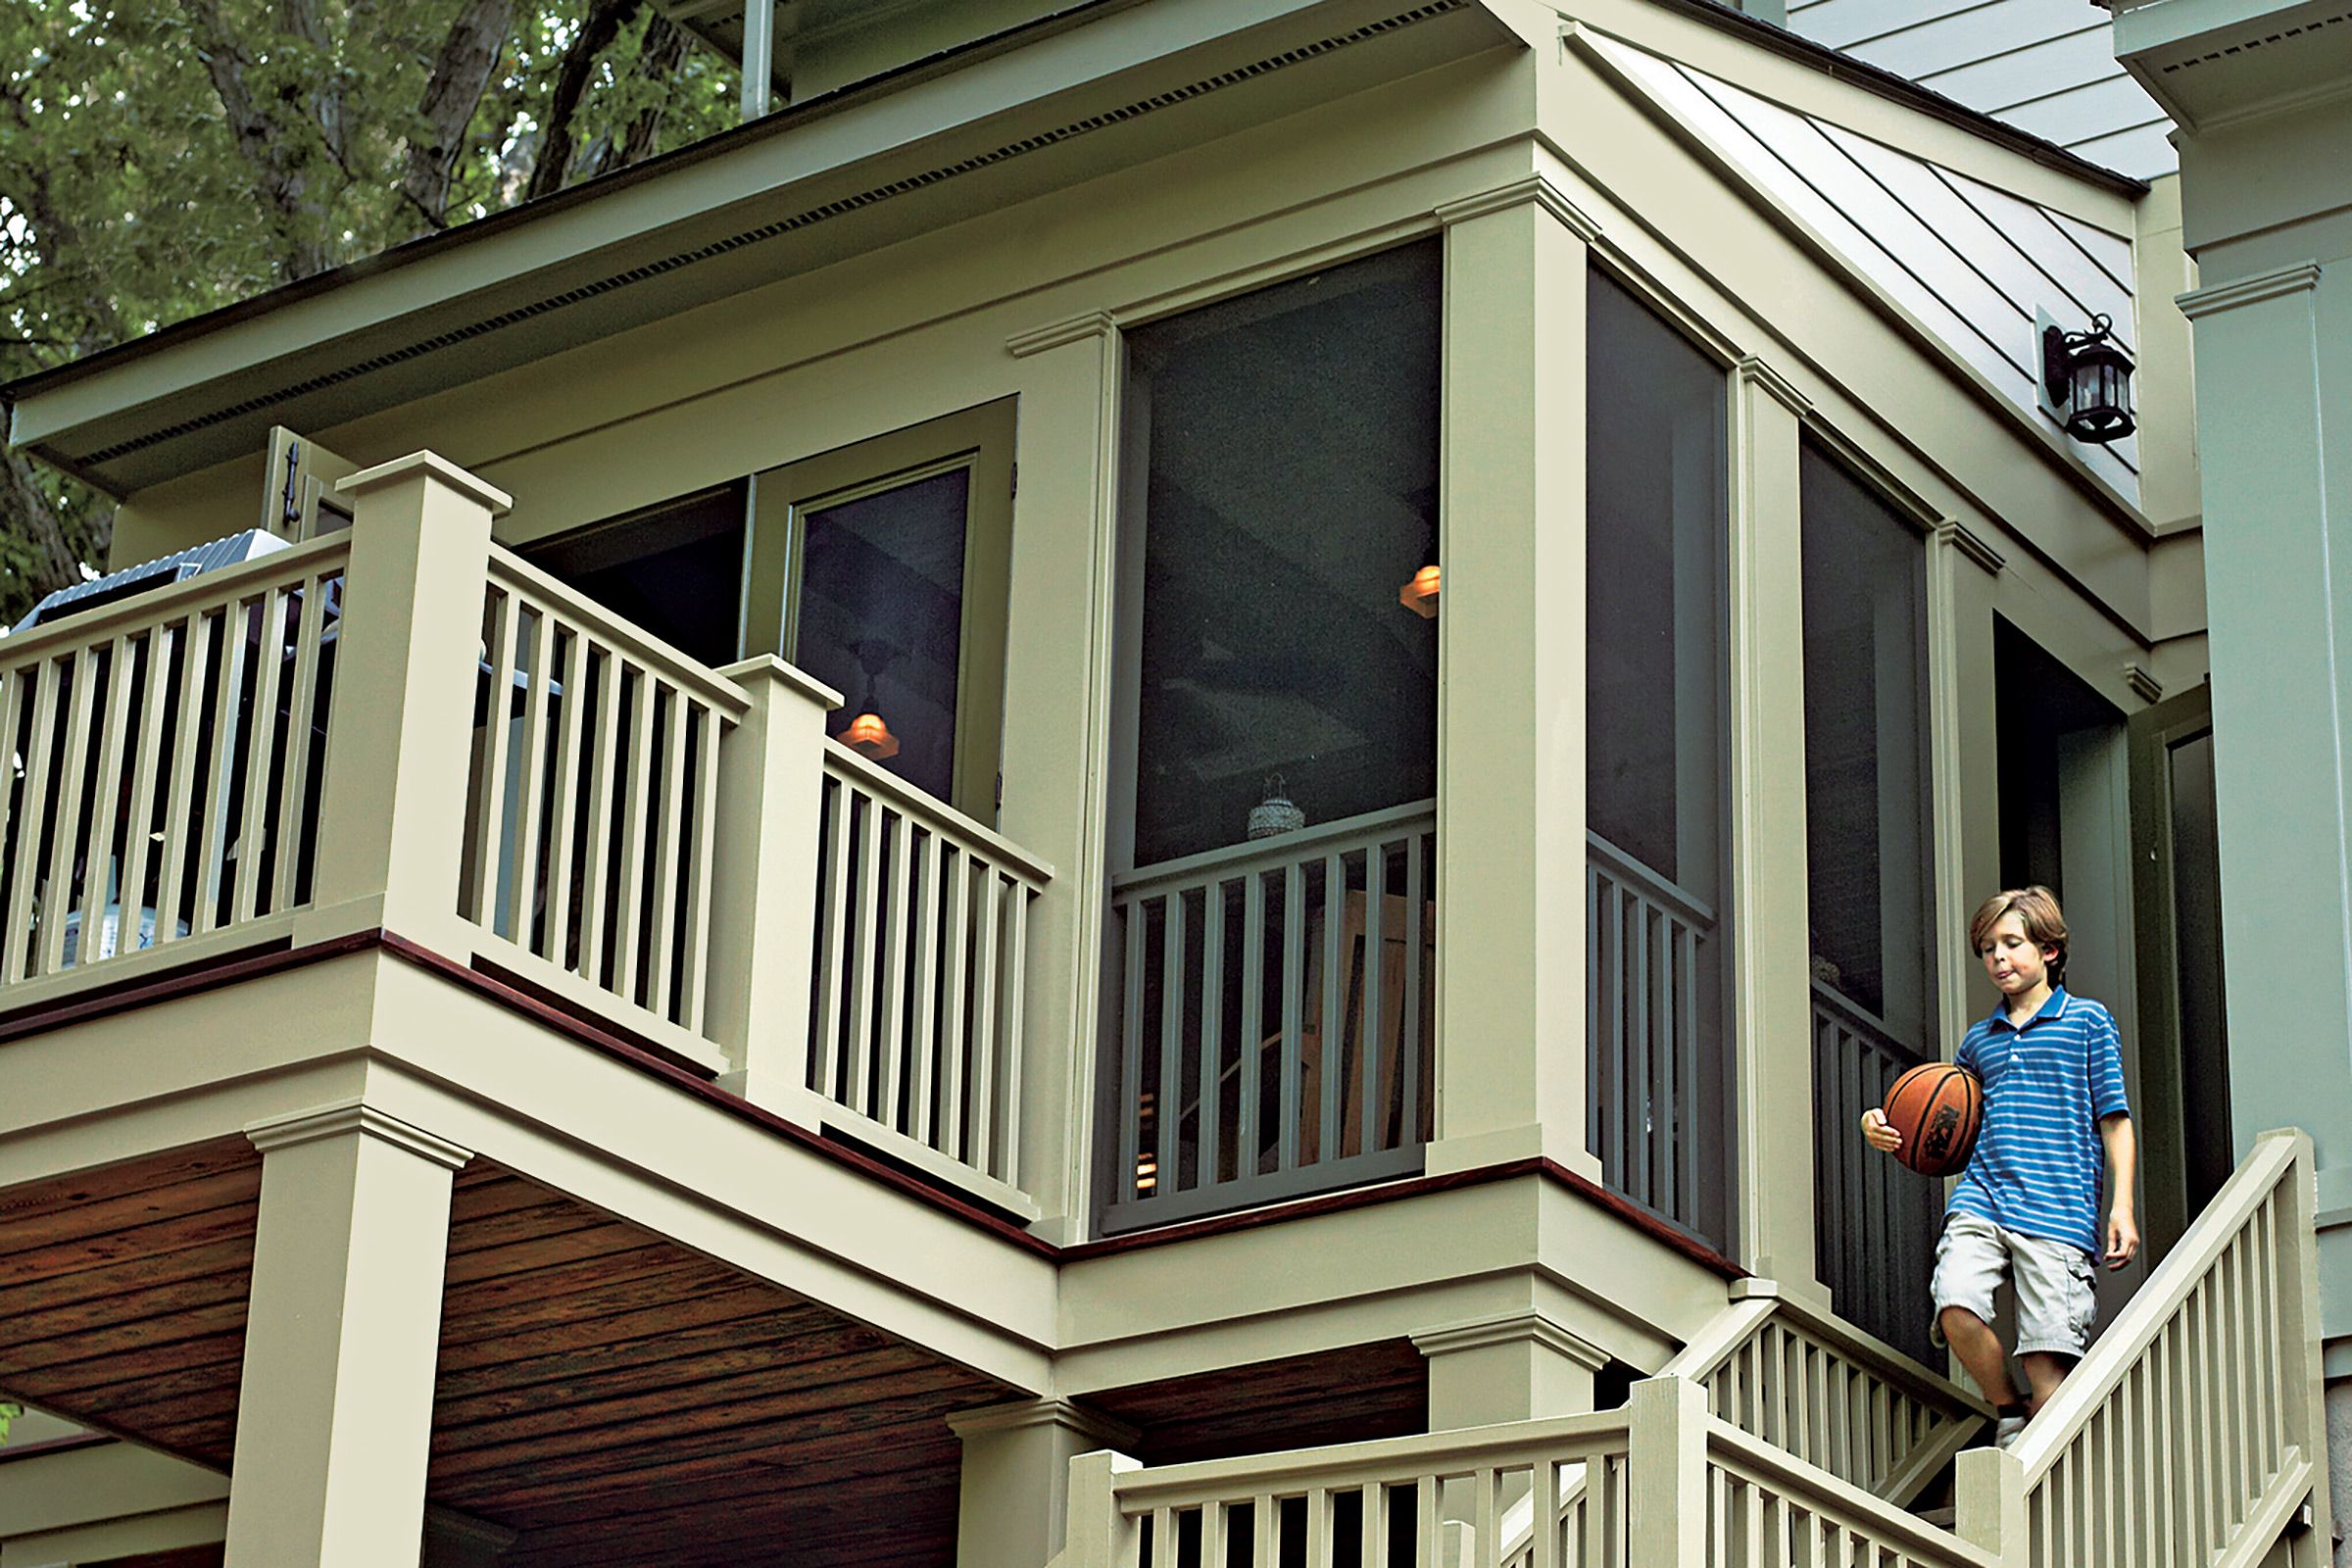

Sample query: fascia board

[8,0,1495,473]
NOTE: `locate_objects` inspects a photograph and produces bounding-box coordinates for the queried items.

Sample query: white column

[311,453,507,949]
[950,1398,1139,1568]
[1428,173,1602,1178]
[223,1102,469,1568]
[1413,1310,1608,1429]
[709,655,842,1115]
[1726,356,1825,1304]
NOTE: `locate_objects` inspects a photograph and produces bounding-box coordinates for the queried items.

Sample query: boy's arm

[2101,1113,2139,1268]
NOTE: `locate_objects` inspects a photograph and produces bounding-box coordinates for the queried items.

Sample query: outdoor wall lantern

[2041,314,2135,443]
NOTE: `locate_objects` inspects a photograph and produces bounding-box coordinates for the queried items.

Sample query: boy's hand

[1859,1107,1901,1153]
[2105,1207,2140,1269]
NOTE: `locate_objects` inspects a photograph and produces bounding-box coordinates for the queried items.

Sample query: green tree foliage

[0,0,739,623]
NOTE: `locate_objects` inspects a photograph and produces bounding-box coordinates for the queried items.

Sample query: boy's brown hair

[1969,886,2069,984]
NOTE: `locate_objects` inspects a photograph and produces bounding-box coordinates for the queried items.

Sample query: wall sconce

[1397,563,1440,618]
[2040,313,2135,443]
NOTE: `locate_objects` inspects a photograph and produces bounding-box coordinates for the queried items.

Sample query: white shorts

[1930,1211,2098,1360]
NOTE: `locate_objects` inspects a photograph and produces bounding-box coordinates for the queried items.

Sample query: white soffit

[1592,34,2140,505]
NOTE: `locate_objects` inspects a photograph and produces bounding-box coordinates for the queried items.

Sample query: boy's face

[1979,911,2055,997]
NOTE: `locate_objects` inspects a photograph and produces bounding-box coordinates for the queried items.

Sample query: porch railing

[462,549,748,1050]
[0,536,348,986]
[1809,980,1942,1365]
[1065,1377,1998,1568]
[1101,802,1436,1232]
[1958,1128,2332,1568]
[1585,830,1726,1249]
[808,740,1046,1216]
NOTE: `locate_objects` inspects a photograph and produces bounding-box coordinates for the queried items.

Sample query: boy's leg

[2010,1231,2097,1416]
[1931,1215,2024,1407]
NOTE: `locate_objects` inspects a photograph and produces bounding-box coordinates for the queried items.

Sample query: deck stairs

[1058,1129,2333,1568]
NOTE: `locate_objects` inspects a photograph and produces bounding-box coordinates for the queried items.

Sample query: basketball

[1883,1062,1983,1177]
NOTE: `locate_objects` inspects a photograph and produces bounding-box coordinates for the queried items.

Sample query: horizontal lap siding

[1788,0,2177,177]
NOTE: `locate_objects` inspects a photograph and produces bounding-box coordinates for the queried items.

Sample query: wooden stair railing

[1957,1127,2334,1568]
[1481,1277,1987,1567]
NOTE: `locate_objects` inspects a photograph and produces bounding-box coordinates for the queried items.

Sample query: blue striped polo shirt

[1948,987,2131,1257]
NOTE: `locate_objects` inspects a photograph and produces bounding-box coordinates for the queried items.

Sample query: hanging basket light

[2041,314,2136,443]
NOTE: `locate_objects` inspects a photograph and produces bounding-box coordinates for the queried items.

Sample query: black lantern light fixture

[2041,313,2135,443]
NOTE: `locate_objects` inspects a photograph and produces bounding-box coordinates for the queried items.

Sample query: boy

[1860,886,2138,1447]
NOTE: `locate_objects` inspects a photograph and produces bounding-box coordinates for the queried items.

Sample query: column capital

[334,451,512,515]
[1734,355,1812,418]
[1411,1309,1610,1372]
[947,1396,1139,1450]
[1933,518,2006,576]
[1435,175,1601,242]
[1007,311,1118,359]
[2178,262,2322,321]
[244,1101,473,1170]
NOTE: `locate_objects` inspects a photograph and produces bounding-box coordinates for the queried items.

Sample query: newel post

[1954,1446,2026,1563]
[1626,1376,1707,1568]
[709,656,841,1115]
[306,452,507,949]
[1058,1450,1140,1568]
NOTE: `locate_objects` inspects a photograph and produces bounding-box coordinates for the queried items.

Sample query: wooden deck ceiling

[0,1144,1013,1568]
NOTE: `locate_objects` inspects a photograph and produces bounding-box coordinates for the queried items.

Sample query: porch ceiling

[0,1145,1014,1568]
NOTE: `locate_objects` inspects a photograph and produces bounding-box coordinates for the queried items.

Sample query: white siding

[1594,36,2141,502]
[1787,0,2176,177]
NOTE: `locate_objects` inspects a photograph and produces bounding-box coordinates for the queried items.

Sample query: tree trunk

[403,0,518,228]
[524,0,641,201]
[179,0,337,278]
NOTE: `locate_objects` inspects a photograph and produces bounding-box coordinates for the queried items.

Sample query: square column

[1428,171,1603,1178]
[224,1102,470,1568]
[949,1397,1138,1568]
[1413,1310,1609,1430]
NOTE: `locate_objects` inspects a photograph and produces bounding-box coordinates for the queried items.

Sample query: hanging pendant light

[2041,314,2136,443]
[1397,562,1440,618]
[842,710,900,761]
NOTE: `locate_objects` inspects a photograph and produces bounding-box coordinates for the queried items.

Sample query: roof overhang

[2111,0,2352,130]
[5,0,1512,495]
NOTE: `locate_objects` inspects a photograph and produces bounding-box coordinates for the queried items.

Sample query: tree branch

[178,0,336,278]
[402,0,517,229]
[523,0,641,202]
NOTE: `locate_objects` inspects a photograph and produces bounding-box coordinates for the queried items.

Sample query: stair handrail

[1957,1127,2332,1568]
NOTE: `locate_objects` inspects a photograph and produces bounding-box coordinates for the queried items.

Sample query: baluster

[81,634,137,948]
[877,803,912,1129]
[909,828,943,1149]
[1118,893,1145,1200]
[1605,879,1625,1187]
[1239,870,1266,1182]
[845,790,883,1119]
[1655,908,1677,1219]
[1319,850,1344,1167]
[504,606,552,951]
[469,588,520,929]
[1202,1500,1227,1568]
[543,625,589,962]
[271,576,330,908]
[970,862,1003,1176]
[115,629,171,947]
[1361,841,1384,1160]
[813,777,852,1098]
[1160,887,1186,1196]
[1677,923,1700,1226]
[1152,1507,1176,1568]
[939,845,970,1161]
[42,643,100,969]
[677,705,720,1036]
[1200,878,1225,1185]
[1587,862,1603,1161]
[0,663,29,966]
[577,648,622,987]
[1415,1477,1437,1568]
[1401,834,1425,1146]
[1360,1485,1384,1568]
[1529,1460,1557,1568]
[1254,1493,1277,1568]
[153,614,210,954]
[1280,859,1303,1172]
[1000,879,1026,1190]
[1303,1486,1329,1568]
[613,664,657,1004]
[646,685,691,1021]
[230,594,288,925]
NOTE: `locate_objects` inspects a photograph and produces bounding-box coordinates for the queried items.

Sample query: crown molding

[945,1396,1141,1448]
[1934,518,2006,576]
[2178,263,2323,321]
[1007,311,1117,359]
[1435,175,1602,243]
[1735,355,1812,418]
[2125,663,2164,705]
[245,1100,474,1169]
[1411,1310,1610,1371]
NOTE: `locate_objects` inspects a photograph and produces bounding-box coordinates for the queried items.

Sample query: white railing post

[2270,1128,2335,1550]
[1953,1446,2025,1563]
[1060,1450,1140,1568]
[306,453,507,949]
[1626,1377,1706,1568]
[709,656,840,1115]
